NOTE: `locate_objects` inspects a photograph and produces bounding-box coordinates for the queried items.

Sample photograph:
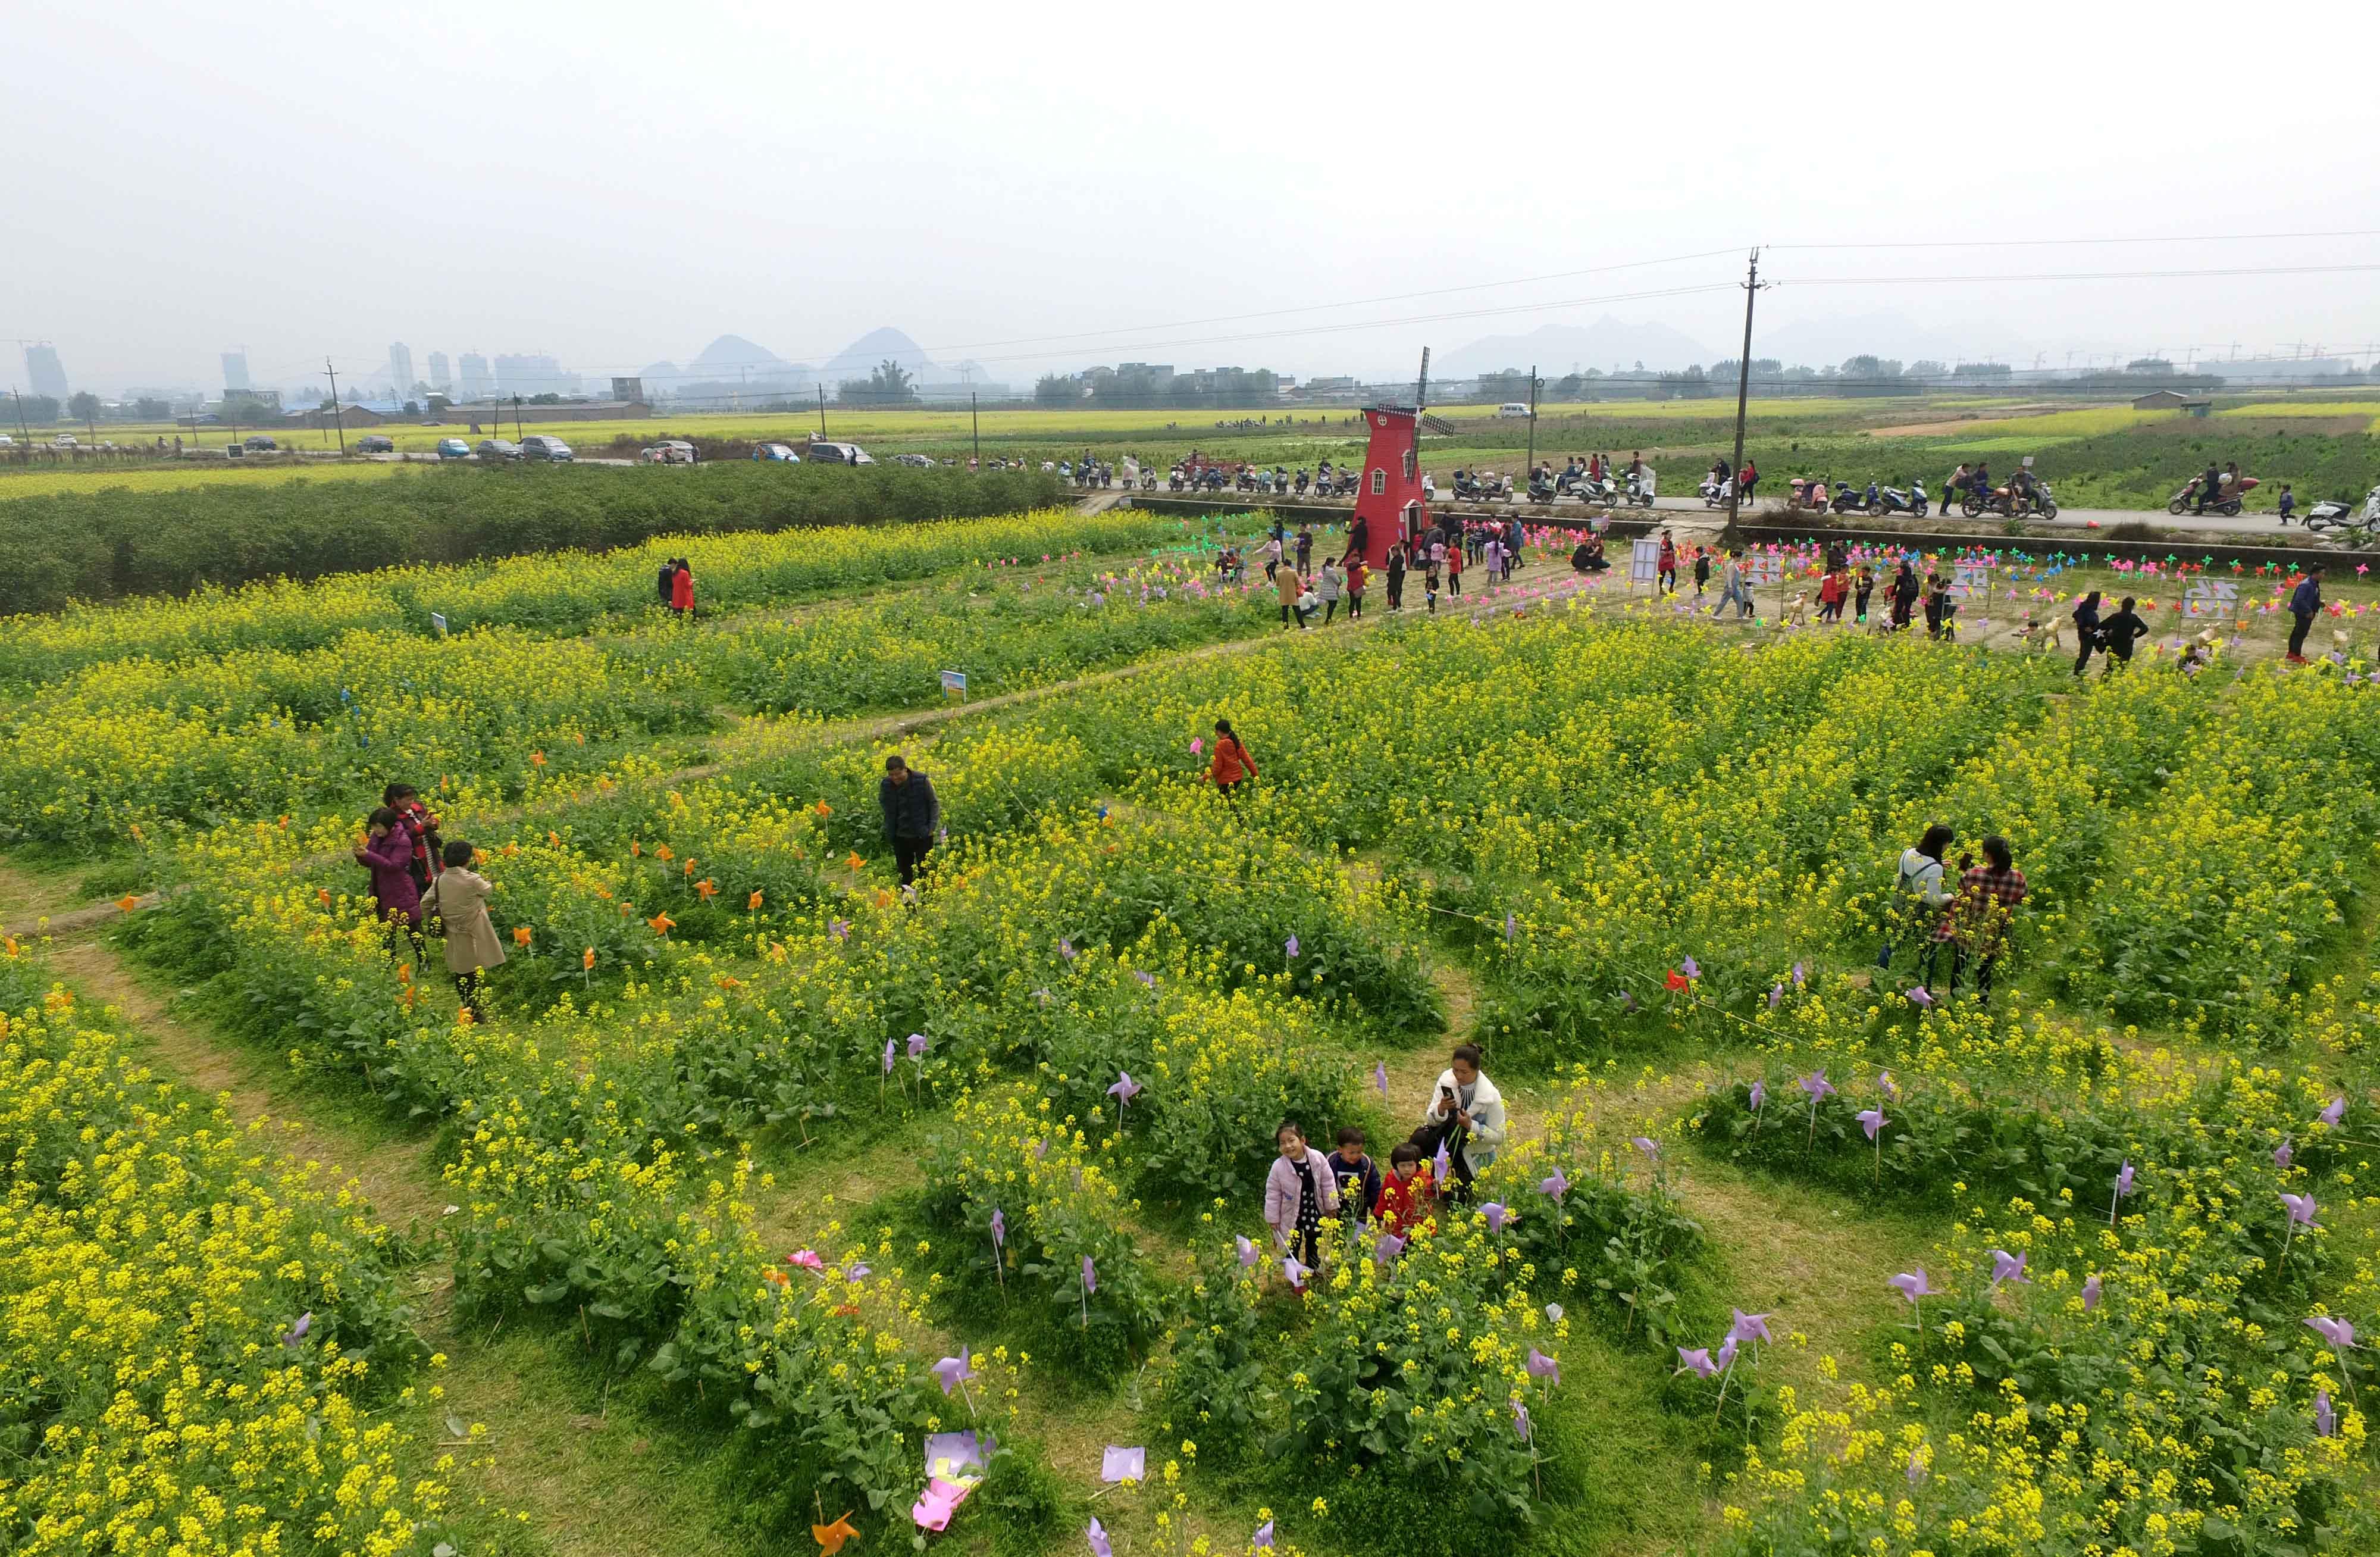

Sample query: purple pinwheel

[1676,1346,1719,1379]
[2110,1161,2135,1225]
[1482,1201,1510,1233]
[2320,1096,2347,1128]
[1791,961,1806,987]
[2081,1273,2103,1312]
[1133,970,1156,989]
[2275,1136,2295,1170]
[2318,1389,2337,1438]
[1748,1079,1766,1112]
[1889,1269,1934,1306]
[1100,1446,1145,1483]
[281,1312,313,1349]
[1878,1071,1899,1100]
[1374,1061,1390,1099]
[1618,989,1639,1014]
[1081,1255,1097,1296]
[1031,1137,1048,1160]
[1800,1070,1835,1102]
[1767,983,1784,1011]
[1504,912,1517,942]
[1539,1167,1570,1199]
[1512,1399,1533,1443]
[1283,1255,1311,1289]
[1087,1517,1113,1557]
[1526,1348,1561,1385]
[1433,1138,1451,1183]
[1285,933,1301,959]
[828,917,851,942]
[1236,1234,1258,1268]
[1058,937,1078,961]
[1906,1450,1928,1488]
[1107,1071,1144,1112]
[1374,1231,1406,1264]
[933,1350,977,1396]
[1728,1309,1774,1346]
[882,1039,897,1075]
[1252,1519,1275,1550]
[841,1262,873,1281]
[1905,985,1934,1008]
[1990,1249,2030,1287]
[2306,1315,2356,1352]
[1857,1108,1887,1141]
[1679,955,1701,979]
[2284,1192,2319,1227]
[1631,1135,1661,1162]
[908,1032,929,1060]
[990,1209,1006,1249]
[1715,1334,1739,1370]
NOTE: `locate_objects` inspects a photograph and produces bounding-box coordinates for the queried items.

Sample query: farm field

[2,486,2379,1557]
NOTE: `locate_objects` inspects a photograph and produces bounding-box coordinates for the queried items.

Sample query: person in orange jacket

[1373,1142,1438,1237]
[1205,718,1257,801]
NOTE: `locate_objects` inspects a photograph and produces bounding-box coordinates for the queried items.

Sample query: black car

[477,439,523,461]
[356,434,394,454]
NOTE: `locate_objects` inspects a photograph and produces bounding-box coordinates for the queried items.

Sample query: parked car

[806,440,875,465]
[52,433,79,448]
[243,434,278,451]
[751,443,801,462]
[640,440,697,464]
[356,434,394,454]
[519,435,574,462]
[436,437,471,460]
[891,452,935,467]
[477,439,523,461]
[0,434,13,447]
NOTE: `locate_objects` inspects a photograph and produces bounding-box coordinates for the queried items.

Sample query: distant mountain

[691,334,801,375]
[1440,317,1721,379]
[822,327,939,385]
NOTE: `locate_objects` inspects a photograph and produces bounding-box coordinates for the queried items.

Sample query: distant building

[389,342,415,397]
[221,350,252,393]
[2132,389,2212,415]
[458,352,491,401]
[428,352,452,393]
[610,376,644,403]
[493,353,575,399]
[24,344,69,401]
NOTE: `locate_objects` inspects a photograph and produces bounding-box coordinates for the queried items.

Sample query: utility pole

[970,391,979,468]
[1524,363,1539,479]
[10,388,32,458]
[512,395,522,440]
[816,383,827,440]
[1726,248,1765,534]
[325,358,347,455]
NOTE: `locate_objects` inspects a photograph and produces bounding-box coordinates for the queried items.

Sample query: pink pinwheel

[1990,1249,2030,1287]
[2082,1274,2102,1312]
[787,1249,825,1270]
[1100,1446,1145,1483]
[1482,1201,1511,1233]
[990,1209,1006,1249]
[1087,1517,1113,1557]
[933,1350,976,1396]
[1905,985,1934,1008]
[1189,736,1204,756]
[1107,1071,1143,1112]
[2306,1315,2356,1351]
[1539,1167,1570,1199]
[1526,1347,1561,1384]
[1676,1346,1719,1379]
[2318,1389,2337,1438]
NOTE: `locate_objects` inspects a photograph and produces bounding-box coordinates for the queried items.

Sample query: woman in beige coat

[419,839,505,1023]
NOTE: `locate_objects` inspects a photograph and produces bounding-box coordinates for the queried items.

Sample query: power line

[1770,229,2380,251]
[1779,262,2380,286]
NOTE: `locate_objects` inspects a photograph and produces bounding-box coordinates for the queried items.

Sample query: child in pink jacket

[1263,1121,1340,1270]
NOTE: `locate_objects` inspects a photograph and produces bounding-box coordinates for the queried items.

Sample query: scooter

[1625,471,1658,508]
[1964,480,2060,520]
[1699,476,1733,508]
[1140,470,1158,490]
[1831,482,1880,516]
[1293,470,1310,496]
[1527,473,1559,504]
[1167,467,1186,492]
[2168,474,2260,517]
[1786,477,1828,511]
[2304,483,2380,536]
[1876,481,1928,517]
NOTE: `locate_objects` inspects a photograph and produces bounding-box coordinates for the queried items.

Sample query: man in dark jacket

[2099,596,2149,668]
[2287,563,2324,664]
[879,755,942,887]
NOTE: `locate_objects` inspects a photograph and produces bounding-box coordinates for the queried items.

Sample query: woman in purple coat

[354,806,425,964]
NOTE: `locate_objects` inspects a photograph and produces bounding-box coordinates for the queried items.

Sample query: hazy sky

[10,0,2379,392]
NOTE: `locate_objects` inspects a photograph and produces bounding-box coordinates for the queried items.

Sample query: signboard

[429,612,449,637]
[1629,537,1661,586]
[1746,553,1784,586]
[1951,564,1993,599]
[2183,579,2238,617]
[940,670,967,700]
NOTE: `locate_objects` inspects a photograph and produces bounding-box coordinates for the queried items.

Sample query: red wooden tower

[1346,404,1430,573]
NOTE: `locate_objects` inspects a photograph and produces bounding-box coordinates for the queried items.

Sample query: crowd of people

[1248,512,1529,628]
[1262,1043,1509,1267]
[352,782,505,1023]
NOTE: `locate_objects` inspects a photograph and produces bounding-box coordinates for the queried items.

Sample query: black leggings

[455,969,488,1023]
[1388,576,1405,609]
[2289,612,2313,658]
[1448,572,1462,597]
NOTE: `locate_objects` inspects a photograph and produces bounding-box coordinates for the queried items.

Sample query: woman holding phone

[1417,1043,1507,1198]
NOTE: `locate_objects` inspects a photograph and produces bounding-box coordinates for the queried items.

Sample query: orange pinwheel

[694,878,717,899]
[654,845,674,862]
[747,890,765,911]
[582,947,597,971]
[528,751,547,767]
[813,800,832,817]
[631,840,643,856]
[649,912,675,936]
[115,895,139,913]
[845,852,866,872]
[513,926,533,948]
[683,858,697,877]
[456,1007,475,1028]
[548,830,560,847]
[317,888,333,909]
[396,962,413,986]
[812,1513,857,1554]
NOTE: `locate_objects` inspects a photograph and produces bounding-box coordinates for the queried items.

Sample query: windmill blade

[1420,414,1458,437]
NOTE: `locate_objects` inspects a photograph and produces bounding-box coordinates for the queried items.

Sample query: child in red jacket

[1373,1142,1439,1237]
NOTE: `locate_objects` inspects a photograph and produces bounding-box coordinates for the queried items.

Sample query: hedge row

[0,462,1065,612]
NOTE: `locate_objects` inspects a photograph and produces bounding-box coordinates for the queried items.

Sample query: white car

[52,433,79,448]
[640,440,697,464]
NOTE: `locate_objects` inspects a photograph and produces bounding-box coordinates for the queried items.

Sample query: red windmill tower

[1344,351,1445,573]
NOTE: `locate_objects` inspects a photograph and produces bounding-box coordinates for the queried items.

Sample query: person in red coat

[669,559,695,619]
[354,806,425,964]
[1205,718,1257,802]
[1373,1142,1439,1237]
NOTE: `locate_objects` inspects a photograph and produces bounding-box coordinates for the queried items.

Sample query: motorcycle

[2305,483,2380,537]
[1964,480,2059,520]
[1140,470,1157,490]
[1293,471,1310,496]
[1236,468,1258,493]
[1786,477,1829,512]
[1167,467,1186,492]
[1876,481,1928,518]
[1699,476,1733,508]
[1476,471,1511,501]
[1831,481,1882,517]
[2167,474,2260,517]
[1626,471,1658,508]
[1527,473,1559,504]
